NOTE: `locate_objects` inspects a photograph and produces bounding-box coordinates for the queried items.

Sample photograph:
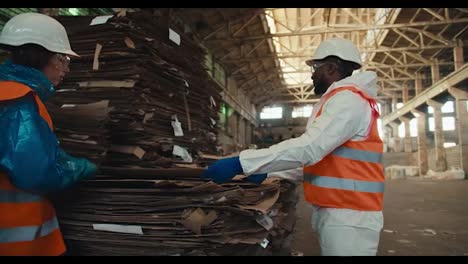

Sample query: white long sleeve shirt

[240,71,384,237]
[240,71,379,181]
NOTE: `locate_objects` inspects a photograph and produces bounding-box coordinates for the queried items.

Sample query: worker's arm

[267,168,304,182]
[0,95,97,193]
[239,90,372,175]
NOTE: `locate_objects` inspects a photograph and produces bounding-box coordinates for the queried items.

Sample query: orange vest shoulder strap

[0,81,53,128]
[316,86,380,119]
[0,81,34,100]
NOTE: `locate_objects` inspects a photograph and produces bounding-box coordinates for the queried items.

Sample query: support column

[453,39,464,71]
[402,85,409,103]
[401,116,414,165]
[415,73,423,96]
[448,87,468,175]
[385,102,392,116]
[228,112,239,145]
[412,110,428,176]
[389,121,401,152]
[431,59,440,85]
[383,124,392,152]
[237,115,244,147]
[428,100,447,171]
[381,102,389,116]
[392,96,398,112]
[245,122,251,147]
[400,117,412,153]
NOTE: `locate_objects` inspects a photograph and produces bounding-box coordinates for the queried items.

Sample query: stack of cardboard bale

[49,11,297,256]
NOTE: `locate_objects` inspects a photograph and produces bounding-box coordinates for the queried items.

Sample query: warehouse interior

[0,8,467,256]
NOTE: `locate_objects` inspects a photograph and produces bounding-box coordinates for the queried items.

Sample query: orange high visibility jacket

[303,86,385,211]
[0,81,66,256]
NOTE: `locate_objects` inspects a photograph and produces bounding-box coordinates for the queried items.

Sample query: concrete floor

[291,179,468,256]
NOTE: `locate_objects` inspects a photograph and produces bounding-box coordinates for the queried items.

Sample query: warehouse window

[442,101,454,113]
[292,105,313,118]
[442,116,455,130]
[204,52,227,88]
[376,103,383,139]
[260,106,283,119]
[444,142,456,148]
[205,53,213,77]
[377,118,383,139]
[428,117,434,131]
[427,101,454,114]
[213,62,226,87]
[428,116,455,131]
[398,123,405,138]
[397,119,417,138]
[218,103,229,131]
[410,118,418,137]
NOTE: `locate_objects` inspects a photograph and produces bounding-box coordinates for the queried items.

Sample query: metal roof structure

[0,8,467,108]
[177,8,468,107]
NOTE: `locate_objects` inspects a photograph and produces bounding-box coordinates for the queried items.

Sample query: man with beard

[203,38,385,256]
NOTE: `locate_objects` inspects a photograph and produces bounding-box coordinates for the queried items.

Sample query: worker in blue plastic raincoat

[0,13,97,255]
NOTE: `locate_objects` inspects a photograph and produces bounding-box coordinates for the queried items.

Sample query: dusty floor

[291,179,468,256]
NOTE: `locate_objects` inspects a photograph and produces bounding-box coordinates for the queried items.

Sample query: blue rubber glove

[202,156,243,184]
[246,173,268,184]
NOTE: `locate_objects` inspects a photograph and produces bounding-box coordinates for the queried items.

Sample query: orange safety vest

[303,86,384,211]
[0,81,66,256]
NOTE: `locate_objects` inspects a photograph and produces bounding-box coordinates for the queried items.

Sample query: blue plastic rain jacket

[0,61,96,193]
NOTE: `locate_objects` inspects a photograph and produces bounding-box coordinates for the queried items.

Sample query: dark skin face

[311,60,343,96]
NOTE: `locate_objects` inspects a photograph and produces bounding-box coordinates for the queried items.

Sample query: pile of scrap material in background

[49,11,298,256]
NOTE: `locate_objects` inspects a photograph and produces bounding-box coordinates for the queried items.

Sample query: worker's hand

[246,173,267,184]
[202,156,243,184]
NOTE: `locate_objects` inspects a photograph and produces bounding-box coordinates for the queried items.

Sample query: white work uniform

[239,71,384,256]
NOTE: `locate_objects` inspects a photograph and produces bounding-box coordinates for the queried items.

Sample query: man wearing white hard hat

[0,13,97,255]
[203,38,384,256]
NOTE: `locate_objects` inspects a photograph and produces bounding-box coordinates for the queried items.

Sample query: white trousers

[311,205,384,256]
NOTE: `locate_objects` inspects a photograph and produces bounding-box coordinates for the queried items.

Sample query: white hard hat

[0,12,78,57]
[306,38,362,69]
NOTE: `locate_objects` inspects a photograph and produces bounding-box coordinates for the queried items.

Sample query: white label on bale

[90,15,114,26]
[173,145,193,163]
[61,104,76,108]
[210,118,216,126]
[92,224,143,235]
[169,28,181,46]
[210,96,216,108]
[171,115,184,137]
[56,89,77,92]
[255,214,274,230]
[260,238,269,248]
[267,208,279,217]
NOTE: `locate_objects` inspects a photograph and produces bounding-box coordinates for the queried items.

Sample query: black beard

[314,83,329,95]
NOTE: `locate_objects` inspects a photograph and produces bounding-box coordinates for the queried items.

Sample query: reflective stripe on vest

[304,173,384,193]
[303,86,384,211]
[0,217,59,243]
[332,146,382,163]
[0,189,43,203]
[0,81,65,255]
